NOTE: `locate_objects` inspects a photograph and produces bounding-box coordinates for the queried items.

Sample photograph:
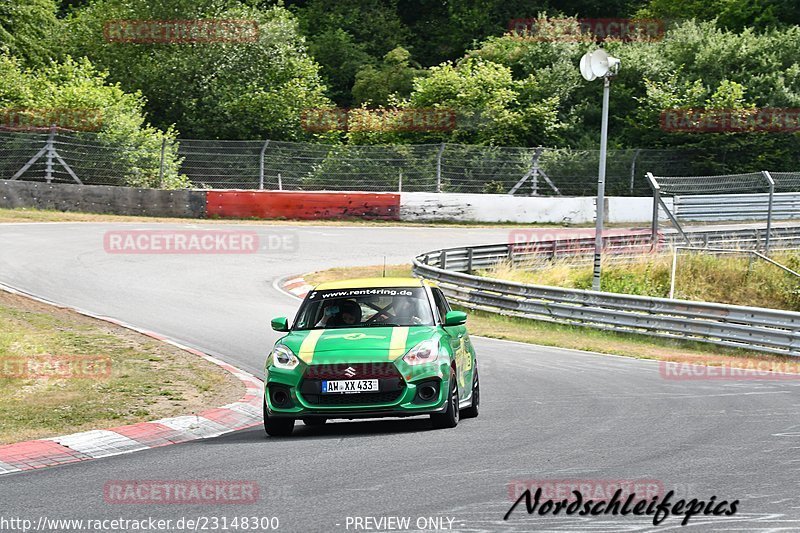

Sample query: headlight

[402,339,439,366]
[270,345,299,370]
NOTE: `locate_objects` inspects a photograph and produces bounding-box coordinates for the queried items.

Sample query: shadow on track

[201,416,439,445]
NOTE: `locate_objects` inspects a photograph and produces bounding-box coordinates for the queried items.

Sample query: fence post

[158,136,166,188]
[45,125,56,183]
[647,172,660,251]
[277,173,283,191]
[259,139,270,190]
[435,143,445,193]
[398,170,403,192]
[531,147,541,196]
[629,148,641,195]
[762,170,775,254]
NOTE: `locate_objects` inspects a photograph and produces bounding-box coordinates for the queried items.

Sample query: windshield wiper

[364,322,400,327]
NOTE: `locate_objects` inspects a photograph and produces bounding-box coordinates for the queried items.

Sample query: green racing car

[263,277,479,436]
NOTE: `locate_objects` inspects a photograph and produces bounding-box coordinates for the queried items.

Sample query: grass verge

[303,263,800,372]
[483,251,800,312]
[0,290,243,444]
[0,207,593,228]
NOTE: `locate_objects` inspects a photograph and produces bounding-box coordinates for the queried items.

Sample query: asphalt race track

[1,222,800,532]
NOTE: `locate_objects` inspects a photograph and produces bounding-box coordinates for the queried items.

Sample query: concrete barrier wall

[0,180,671,224]
[0,180,205,218]
[206,190,400,220]
[400,192,671,224]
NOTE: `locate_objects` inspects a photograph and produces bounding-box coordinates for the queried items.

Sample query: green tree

[0,0,59,67]
[352,47,423,106]
[62,0,330,139]
[295,0,410,106]
[636,0,800,31]
[347,57,561,146]
[0,55,187,188]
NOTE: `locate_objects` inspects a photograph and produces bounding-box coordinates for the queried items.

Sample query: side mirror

[271,317,289,332]
[444,310,467,326]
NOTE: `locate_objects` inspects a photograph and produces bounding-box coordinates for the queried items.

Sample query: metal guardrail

[674,192,800,221]
[413,227,800,356]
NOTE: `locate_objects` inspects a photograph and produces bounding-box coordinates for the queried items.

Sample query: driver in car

[376,295,425,325]
[316,300,362,327]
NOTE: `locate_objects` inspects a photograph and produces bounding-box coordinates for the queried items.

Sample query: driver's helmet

[336,299,362,325]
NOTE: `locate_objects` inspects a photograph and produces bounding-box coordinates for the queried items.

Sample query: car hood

[279,326,438,363]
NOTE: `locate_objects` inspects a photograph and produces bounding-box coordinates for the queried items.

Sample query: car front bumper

[264,361,450,418]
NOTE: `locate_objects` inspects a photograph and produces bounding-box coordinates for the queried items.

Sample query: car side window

[432,288,450,322]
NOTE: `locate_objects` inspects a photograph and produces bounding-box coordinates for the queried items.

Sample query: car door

[432,288,473,402]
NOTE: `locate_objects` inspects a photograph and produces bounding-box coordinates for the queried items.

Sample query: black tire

[263,398,295,437]
[431,369,459,429]
[302,417,327,426]
[461,368,480,419]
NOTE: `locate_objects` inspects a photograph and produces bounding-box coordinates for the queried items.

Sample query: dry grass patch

[0,290,243,444]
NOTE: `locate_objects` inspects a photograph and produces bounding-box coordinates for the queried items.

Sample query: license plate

[322,379,379,394]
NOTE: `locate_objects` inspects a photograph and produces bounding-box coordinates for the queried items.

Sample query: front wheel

[461,368,479,419]
[263,398,295,437]
[431,369,459,429]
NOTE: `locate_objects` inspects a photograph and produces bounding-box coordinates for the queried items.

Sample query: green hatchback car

[264,277,479,436]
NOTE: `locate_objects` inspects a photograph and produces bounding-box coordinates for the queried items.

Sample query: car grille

[302,390,403,406]
[304,362,401,380]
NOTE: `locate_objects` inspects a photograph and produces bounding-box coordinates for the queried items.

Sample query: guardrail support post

[466,248,473,274]
[669,246,678,299]
[440,250,447,270]
[762,170,775,254]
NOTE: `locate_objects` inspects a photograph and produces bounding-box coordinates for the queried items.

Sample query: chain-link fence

[0,129,182,188]
[4,129,800,196]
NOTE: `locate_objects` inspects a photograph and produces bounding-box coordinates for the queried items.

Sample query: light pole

[579,49,620,291]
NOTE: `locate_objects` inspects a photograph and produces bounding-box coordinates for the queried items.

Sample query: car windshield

[292,287,435,330]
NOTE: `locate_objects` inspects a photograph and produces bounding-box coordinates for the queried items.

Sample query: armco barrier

[206,190,400,220]
[674,192,800,221]
[413,228,800,356]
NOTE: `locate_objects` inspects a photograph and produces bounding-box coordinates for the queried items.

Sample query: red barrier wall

[206,191,401,220]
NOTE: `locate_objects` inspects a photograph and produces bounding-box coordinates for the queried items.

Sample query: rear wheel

[302,417,327,426]
[461,369,480,419]
[263,398,295,437]
[431,369,459,429]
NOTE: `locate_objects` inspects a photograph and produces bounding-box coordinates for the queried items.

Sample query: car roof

[314,277,436,290]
